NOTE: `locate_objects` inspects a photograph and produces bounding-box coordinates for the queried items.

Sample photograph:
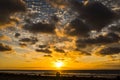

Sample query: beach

[0,72,120,80]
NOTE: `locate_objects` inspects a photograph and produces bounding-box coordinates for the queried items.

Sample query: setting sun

[55,61,63,68]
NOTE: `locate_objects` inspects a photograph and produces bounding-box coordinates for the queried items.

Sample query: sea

[0,70,120,78]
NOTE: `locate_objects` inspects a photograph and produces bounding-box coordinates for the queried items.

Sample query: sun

[55,61,63,68]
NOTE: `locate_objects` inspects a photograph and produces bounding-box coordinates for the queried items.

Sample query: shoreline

[0,72,120,80]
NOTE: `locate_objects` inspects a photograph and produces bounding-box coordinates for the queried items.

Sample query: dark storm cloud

[65,19,90,37]
[19,37,38,44]
[67,1,117,31]
[0,0,26,24]
[36,49,52,53]
[23,22,56,34]
[76,33,120,45]
[47,0,117,31]
[99,47,120,55]
[72,1,116,31]
[0,43,12,51]
[51,1,117,37]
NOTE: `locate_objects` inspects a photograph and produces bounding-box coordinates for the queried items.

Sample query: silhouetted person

[56,72,60,80]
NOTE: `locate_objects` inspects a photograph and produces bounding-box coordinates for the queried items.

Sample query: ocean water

[0,70,120,78]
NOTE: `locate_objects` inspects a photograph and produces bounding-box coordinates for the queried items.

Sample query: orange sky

[0,0,120,70]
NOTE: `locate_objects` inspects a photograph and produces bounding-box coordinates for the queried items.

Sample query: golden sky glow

[0,50,120,70]
[0,0,120,70]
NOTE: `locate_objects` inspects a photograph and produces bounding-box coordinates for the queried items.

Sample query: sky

[0,0,120,70]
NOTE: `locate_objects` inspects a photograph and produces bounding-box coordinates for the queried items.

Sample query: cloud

[54,48,65,53]
[23,22,56,34]
[15,33,21,38]
[36,49,52,53]
[47,0,118,31]
[19,37,38,44]
[46,0,84,9]
[65,19,90,37]
[76,32,120,54]
[76,33,120,45]
[19,38,31,42]
[0,0,26,24]
[69,1,117,31]
[44,54,52,57]
[46,0,69,9]
[69,0,83,11]
[38,44,50,49]
[81,2,116,30]
[108,22,120,33]
[0,43,12,52]
[19,43,27,48]
[75,48,91,55]
[109,26,120,33]
[99,47,120,56]
[51,15,60,23]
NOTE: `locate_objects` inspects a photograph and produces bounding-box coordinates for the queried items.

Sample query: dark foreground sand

[0,73,120,80]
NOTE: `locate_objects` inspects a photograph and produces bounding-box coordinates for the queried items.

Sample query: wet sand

[0,73,120,80]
